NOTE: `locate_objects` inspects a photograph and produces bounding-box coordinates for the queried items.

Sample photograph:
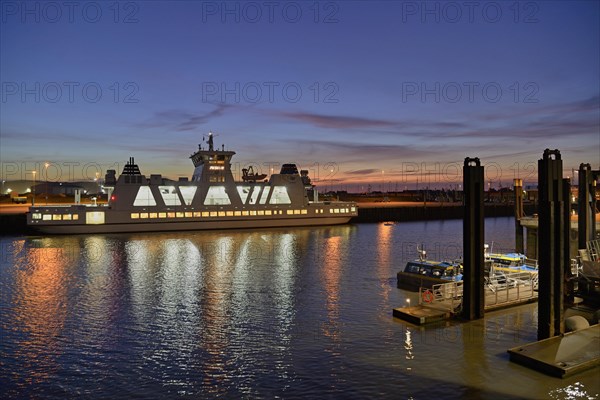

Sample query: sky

[1,0,599,192]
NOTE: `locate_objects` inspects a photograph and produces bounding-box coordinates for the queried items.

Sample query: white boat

[27,133,357,234]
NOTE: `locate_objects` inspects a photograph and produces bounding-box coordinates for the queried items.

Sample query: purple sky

[1,1,599,191]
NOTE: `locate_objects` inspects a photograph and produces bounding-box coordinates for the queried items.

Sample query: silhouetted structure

[578,163,597,250]
[537,149,569,340]
[462,157,485,320]
[514,178,524,254]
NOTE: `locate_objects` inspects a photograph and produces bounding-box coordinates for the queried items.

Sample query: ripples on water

[1,218,598,399]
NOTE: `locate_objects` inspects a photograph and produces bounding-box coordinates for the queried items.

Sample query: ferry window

[294,210,300,215]
[202,212,210,217]
[184,212,192,217]
[217,211,225,217]
[73,214,79,220]
[242,211,249,216]
[257,210,264,216]
[53,214,62,220]
[237,186,251,204]
[226,211,234,216]
[351,207,356,212]
[63,214,72,220]
[140,213,149,219]
[86,211,105,225]
[134,186,157,206]
[269,186,291,204]
[130,213,139,219]
[204,186,231,205]
[301,210,307,214]
[259,187,271,204]
[234,211,242,216]
[209,211,217,217]
[286,210,293,215]
[249,187,260,204]
[32,213,42,220]
[159,186,181,206]
[167,212,175,218]
[193,212,201,217]
[158,212,166,218]
[150,213,158,218]
[250,210,257,216]
[176,212,184,218]
[265,210,272,215]
[180,186,197,205]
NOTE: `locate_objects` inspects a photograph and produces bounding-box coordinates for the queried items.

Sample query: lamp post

[44,162,49,205]
[32,170,36,206]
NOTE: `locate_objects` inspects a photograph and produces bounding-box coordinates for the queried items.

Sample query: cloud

[345,168,380,175]
[277,111,397,129]
[135,104,231,131]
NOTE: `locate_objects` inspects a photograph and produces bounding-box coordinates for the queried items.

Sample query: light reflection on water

[1,218,598,399]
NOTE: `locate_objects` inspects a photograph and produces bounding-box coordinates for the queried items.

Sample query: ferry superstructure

[27,133,357,234]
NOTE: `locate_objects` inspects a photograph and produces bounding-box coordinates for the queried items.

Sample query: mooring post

[538,149,568,340]
[514,178,524,254]
[462,157,485,320]
[578,163,595,250]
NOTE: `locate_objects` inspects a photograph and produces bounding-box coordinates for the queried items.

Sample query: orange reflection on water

[13,246,68,386]
[376,223,393,304]
[322,236,342,341]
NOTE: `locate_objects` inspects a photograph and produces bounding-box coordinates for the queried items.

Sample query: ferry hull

[29,216,353,235]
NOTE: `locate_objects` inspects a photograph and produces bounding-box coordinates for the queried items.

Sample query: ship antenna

[417,244,426,261]
[207,131,214,151]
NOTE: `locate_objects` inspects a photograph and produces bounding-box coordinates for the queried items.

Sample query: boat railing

[485,270,537,306]
[524,257,538,269]
[419,281,463,313]
[587,239,600,262]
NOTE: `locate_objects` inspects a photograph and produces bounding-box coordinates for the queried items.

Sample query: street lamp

[32,170,36,206]
[44,162,50,205]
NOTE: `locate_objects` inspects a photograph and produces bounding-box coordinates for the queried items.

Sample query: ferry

[27,133,357,234]
[396,247,463,290]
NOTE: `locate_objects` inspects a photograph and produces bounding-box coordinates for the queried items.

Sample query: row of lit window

[331,208,353,213]
[129,209,313,219]
[31,207,355,222]
[31,213,79,221]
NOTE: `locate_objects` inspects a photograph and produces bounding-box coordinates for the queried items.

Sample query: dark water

[1,218,598,399]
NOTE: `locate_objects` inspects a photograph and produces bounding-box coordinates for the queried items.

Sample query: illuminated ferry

[27,133,357,234]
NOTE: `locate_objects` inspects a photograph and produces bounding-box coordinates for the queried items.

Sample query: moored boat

[397,247,463,290]
[484,244,539,275]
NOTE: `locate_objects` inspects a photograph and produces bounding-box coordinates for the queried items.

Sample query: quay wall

[352,204,536,223]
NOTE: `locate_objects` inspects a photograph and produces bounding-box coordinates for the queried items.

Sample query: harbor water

[1,218,598,399]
